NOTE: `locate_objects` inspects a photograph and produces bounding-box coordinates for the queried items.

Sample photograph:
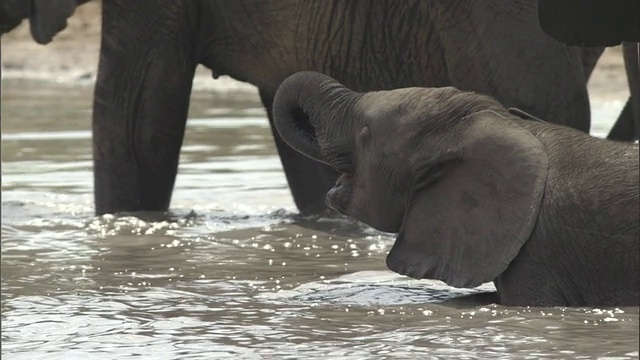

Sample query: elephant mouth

[325,173,354,214]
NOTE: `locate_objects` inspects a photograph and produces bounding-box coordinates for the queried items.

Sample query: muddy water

[1,79,638,359]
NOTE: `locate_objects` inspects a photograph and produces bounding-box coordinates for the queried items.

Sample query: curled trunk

[273,71,359,164]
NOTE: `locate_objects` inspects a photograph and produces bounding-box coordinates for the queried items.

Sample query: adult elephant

[18,0,594,215]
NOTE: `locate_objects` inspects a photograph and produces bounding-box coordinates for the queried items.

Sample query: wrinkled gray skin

[273,71,640,307]
[89,0,605,216]
[0,0,607,216]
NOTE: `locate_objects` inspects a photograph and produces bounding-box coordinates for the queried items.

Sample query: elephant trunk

[273,71,359,164]
[0,0,92,43]
[0,0,29,34]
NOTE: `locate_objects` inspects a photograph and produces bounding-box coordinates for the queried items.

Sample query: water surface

[1,79,638,359]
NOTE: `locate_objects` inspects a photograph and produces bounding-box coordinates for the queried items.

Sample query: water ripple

[2,81,637,359]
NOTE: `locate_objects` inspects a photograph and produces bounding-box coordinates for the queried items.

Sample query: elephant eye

[356,125,370,147]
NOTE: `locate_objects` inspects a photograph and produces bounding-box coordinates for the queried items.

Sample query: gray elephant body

[496,119,639,306]
[89,0,604,215]
[273,71,639,307]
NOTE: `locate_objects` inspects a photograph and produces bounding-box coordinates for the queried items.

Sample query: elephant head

[273,71,549,289]
[0,0,89,44]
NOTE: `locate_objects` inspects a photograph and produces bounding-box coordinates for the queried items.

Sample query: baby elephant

[273,71,639,307]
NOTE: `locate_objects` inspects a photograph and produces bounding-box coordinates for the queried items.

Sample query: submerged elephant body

[273,71,639,307]
[494,119,639,306]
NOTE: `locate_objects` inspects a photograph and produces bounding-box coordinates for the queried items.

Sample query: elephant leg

[259,89,339,216]
[626,42,639,141]
[608,43,640,141]
[581,47,605,80]
[607,97,637,141]
[92,1,198,215]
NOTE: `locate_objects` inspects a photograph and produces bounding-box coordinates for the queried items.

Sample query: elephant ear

[386,110,548,288]
[29,0,77,44]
